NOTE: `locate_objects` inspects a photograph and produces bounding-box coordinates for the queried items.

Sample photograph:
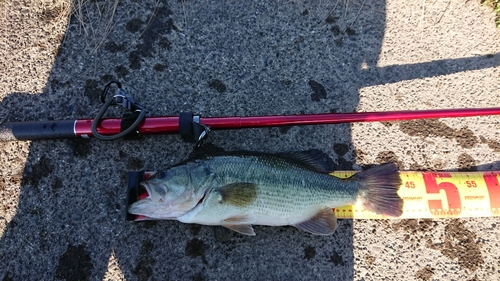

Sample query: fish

[128,150,403,236]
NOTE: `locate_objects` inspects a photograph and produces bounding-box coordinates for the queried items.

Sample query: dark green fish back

[200,153,360,213]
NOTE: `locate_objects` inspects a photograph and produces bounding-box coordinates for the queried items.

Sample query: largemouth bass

[128,150,403,236]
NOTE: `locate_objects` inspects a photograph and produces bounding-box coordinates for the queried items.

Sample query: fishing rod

[1,81,499,143]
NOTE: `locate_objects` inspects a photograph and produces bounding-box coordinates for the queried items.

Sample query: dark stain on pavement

[133,240,155,281]
[399,119,453,138]
[51,177,63,192]
[67,139,91,158]
[154,63,167,72]
[2,272,13,281]
[467,275,480,281]
[279,125,293,134]
[104,41,126,53]
[126,5,177,70]
[426,220,484,272]
[190,224,203,236]
[392,219,437,248]
[83,79,101,103]
[354,148,367,163]
[208,79,227,93]
[23,155,53,187]
[100,74,114,83]
[486,138,500,152]
[40,5,65,23]
[303,245,316,261]
[281,79,292,88]
[454,127,478,149]
[333,143,349,157]
[308,80,327,102]
[325,14,339,24]
[126,18,144,33]
[185,238,208,264]
[376,150,404,169]
[331,143,354,169]
[330,25,341,36]
[441,220,483,271]
[345,27,356,36]
[398,119,478,149]
[129,52,142,70]
[392,219,436,234]
[192,271,205,281]
[457,153,477,171]
[415,266,434,281]
[55,244,93,281]
[329,250,345,266]
[126,157,145,171]
[115,65,129,78]
[408,162,429,171]
[364,254,375,267]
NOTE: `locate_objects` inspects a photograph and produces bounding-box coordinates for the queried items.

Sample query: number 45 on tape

[330,171,500,219]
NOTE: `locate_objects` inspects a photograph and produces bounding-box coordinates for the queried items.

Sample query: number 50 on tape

[331,171,500,219]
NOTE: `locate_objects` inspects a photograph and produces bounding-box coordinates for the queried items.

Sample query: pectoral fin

[221,214,256,236]
[293,208,337,235]
[217,182,257,207]
[222,224,256,236]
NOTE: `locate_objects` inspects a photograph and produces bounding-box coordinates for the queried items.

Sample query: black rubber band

[91,97,146,141]
[121,111,142,140]
[179,112,194,142]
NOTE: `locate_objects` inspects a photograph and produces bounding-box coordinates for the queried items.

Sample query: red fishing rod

[1,81,499,142]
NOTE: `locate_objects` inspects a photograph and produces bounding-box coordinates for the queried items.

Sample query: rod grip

[0,120,76,141]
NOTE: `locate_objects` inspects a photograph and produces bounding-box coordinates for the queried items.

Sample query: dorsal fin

[277,149,335,173]
[178,149,336,173]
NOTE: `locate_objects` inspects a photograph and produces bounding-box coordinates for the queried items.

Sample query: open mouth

[131,184,150,221]
[126,170,209,221]
[138,183,150,200]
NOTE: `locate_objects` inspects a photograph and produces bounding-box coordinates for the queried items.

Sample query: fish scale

[210,155,359,207]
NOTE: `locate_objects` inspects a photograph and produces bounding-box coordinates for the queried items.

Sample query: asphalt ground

[1,0,500,280]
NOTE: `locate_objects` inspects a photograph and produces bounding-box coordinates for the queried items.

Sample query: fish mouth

[128,183,178,220]
[138,183,151,201]
[140,182,167,203]
[129,183,155,221]
[129,183,205,220]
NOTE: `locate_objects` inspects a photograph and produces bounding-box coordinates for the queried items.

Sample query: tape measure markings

[332,171,500,219]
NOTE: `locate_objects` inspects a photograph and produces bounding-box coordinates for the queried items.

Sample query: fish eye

[156,171,167,179]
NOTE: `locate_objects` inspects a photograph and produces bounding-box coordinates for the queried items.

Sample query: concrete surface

[1,0,500,280]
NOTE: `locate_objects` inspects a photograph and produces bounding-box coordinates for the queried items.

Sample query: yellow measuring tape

[331,171,500,219]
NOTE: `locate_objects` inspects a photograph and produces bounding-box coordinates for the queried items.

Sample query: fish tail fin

[354,163,403,217]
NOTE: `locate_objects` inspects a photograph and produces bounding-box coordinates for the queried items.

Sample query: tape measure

[331,171,500,219]
[135,171,500,220]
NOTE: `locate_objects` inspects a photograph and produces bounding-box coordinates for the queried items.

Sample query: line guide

[135,170,500,220]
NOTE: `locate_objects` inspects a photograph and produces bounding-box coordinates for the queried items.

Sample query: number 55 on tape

[331,171,500,219]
